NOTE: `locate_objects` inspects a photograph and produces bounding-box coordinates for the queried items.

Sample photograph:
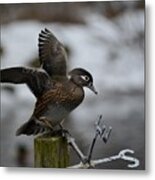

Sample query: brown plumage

[0,28,97,136]
[34,80,84,119]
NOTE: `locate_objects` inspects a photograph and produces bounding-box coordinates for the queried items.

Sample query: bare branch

[87,115,112,162]
[67,135,88,164]
[65,115,140,169]
[68,149,140,169]
[87,115,103,163]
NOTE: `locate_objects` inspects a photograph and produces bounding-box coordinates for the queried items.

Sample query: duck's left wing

[38,28,67,77]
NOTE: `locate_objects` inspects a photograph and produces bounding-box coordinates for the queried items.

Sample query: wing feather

[38,28,67,77]
[0,67,51,98]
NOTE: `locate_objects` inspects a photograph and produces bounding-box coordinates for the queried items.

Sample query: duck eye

[81,75,89,81]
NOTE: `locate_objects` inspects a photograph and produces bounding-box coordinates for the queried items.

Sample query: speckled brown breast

[33,81,84,119]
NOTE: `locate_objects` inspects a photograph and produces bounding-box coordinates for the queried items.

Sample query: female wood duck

[0,28,97,136]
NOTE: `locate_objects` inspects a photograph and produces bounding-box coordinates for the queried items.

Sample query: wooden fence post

[34,135,69,168]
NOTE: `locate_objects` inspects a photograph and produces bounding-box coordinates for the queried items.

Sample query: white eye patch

[67,75,71,80]
[80,75,90,81]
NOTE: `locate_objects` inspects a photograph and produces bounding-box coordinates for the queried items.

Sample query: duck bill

[88,84,98,95]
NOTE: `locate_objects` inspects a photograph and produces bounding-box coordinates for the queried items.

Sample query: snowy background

[0,1,145,169]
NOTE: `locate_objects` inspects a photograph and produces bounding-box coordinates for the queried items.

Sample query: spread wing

[38,28,67,77]
[0,67,51,98]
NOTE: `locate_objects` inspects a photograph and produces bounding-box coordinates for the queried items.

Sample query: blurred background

[0,1,145,169]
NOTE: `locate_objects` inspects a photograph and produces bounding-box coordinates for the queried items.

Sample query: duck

[0,28,97,136]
